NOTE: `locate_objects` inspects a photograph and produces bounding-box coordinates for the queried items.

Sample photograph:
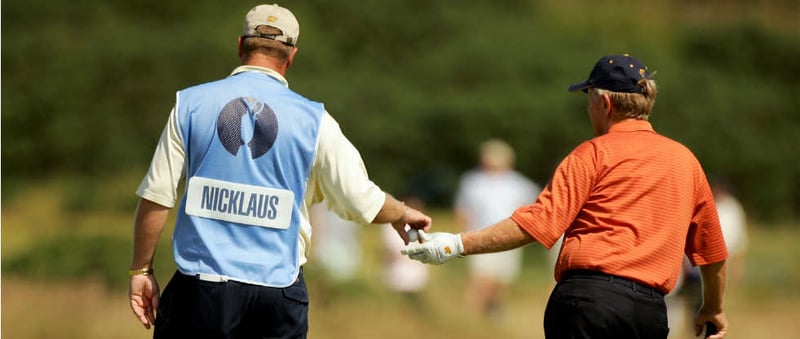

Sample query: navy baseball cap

[568,54,651,93]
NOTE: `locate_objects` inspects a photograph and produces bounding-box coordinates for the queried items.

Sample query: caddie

[128,4,431,338]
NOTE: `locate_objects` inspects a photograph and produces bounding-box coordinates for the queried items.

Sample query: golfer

[403,54,729,339]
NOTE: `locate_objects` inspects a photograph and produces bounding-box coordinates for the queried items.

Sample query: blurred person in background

[453,139,541,321]
[673,177,749,337]
[710,178,748,286]
[307,202,363,307]
[381,195,430,306]
[127,4,431,338]
[310,202,363,283]
[403,54,730,339]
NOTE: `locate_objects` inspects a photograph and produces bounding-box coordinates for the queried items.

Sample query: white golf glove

[400,230,464,265]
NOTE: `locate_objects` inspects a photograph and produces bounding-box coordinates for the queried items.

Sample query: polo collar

[230,65,289,87]
[608,119,654,133]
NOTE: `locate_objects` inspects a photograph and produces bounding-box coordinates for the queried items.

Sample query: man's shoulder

[179,76,234,93]
[177,76,324,107]
[570,138,602,158]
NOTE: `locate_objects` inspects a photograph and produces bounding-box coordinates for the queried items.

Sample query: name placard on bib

[185,176,294,229]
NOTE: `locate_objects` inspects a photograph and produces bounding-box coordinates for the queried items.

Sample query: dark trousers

[154,270,309,339]
[543,270,669,339]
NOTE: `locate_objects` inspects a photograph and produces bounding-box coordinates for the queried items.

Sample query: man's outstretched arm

[403,218,536,265]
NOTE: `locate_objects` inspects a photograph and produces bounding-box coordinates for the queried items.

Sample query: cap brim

[568,81,591,92]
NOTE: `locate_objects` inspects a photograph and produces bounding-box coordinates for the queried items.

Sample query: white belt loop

[197,273,229,282]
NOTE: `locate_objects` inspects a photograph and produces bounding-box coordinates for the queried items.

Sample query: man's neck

[240,55,287,76]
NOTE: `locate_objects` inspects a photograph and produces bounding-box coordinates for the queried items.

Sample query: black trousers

[543,270,669,339]
[154,270,309,339]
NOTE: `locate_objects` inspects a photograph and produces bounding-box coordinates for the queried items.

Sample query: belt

[193,267,304,284]
[562,269,664,298]
[197,273,229,282]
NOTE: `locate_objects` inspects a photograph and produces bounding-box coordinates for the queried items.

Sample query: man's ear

[601,93,613,116]
[237,36,243,58]
[286,47,298,68]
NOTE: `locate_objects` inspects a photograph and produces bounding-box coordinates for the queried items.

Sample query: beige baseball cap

[242,4,299,46]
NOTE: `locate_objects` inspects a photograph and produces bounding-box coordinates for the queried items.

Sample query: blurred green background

[3,1,799,338]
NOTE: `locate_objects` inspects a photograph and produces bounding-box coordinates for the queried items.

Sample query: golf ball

[407,229,419,242]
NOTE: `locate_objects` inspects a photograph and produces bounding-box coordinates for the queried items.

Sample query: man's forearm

[130,198,170,270]
[699,260,728,312]
[461,218,536,255]
[371,193,409,225]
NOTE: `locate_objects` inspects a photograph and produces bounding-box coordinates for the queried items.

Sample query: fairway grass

[3,184,799,338]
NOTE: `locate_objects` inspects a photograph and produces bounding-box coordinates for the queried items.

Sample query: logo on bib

[217,97,278,159]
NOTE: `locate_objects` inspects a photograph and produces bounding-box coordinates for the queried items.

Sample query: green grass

[3,180,799,338]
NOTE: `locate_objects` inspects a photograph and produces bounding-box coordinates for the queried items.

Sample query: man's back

[515,119,725,293]
[562,119,715,292]
[172,66,326,287]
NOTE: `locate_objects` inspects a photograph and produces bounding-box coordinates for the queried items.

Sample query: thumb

[418,229,433,242]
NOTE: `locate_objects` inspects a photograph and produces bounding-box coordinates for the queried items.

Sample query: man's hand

[401,230,464,265]
[129,274,160,329]
[390,207,431,245]
[694,309,728,338]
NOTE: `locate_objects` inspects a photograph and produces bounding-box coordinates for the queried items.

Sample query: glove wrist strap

[456,233,466,257]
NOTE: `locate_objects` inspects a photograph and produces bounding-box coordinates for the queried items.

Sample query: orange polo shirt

[512,119,728,294]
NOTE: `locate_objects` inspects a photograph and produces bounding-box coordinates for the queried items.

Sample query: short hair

[479,139,515,170]
[241,25,294,63]
[594,78,657,120]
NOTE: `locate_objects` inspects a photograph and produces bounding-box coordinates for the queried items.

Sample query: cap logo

[267,15,277,23]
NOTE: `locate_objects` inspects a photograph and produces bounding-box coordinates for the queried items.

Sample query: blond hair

[479,139,515,170]
[241,25,294,63]
[594,78,658,120]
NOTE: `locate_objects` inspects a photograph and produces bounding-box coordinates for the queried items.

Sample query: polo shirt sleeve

[685,165,729,266]
[306,112,385,225]
[512,142,597,249]
[136,102,186,208]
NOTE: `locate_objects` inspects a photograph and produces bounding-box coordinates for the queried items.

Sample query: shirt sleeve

[511,142,596,249]
[305,112,385,225]
[136,100,186,208]
[685,165,729,266]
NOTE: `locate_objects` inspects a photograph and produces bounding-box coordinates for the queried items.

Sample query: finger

[418,229,433,242]
[131,299,150,328]
[409,252,427,261]
[412,253,429,264]
[394,226,410,245]
[409,213,432,230]
[420,255,438,265]
[709,330,726,339]
[401,246,423,255]
[694,323,704,337]
[152,293,160,312]
[147,295,159,327]
[145,307,154,329]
